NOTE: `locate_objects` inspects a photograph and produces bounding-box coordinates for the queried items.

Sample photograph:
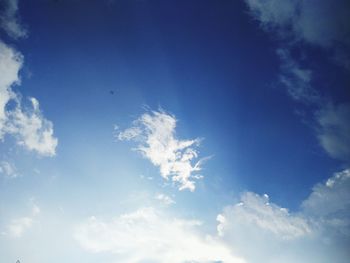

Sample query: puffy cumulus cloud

[0,0,27,39]
[74,207,244,263]
[302,169,350,231]
[216,169,350,263]
[0,40,57,156]
[73,169,350,263]
[117,110,207,191]
[6,97,58,156]
[316,104,350,162]
[245,0,350,48]
[0,40,21,136]
[75,168,350,263]
[217,192,312,240]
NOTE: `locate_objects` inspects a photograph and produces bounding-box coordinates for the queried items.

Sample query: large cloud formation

[217,169,350,263]
[0,1,57,157]
[117,110,206,191]
[75,169,350,263]
[75,207,244,263]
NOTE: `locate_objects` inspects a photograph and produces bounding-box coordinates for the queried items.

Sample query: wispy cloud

[245,0,350,49]
[5,202,40,238]
[0,0,27,39]
[0,160,18,178]
[7,217,33,238]
[117,110,207,191]
[155,193,175,206]
[316,104,350,162]
[245,0,350,162]
[277,48,320,104]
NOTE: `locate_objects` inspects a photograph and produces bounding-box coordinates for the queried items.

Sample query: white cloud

[245,0,350,49]
[155,193,175,206]
[316,104,350,162]
[6,202,40,238]
[75,169,350,263]
[244,0,297,32]
[31,203,41,216]
[216,169,350,263]
[295,1,350,48]
[117,110,206,191]
[217,192,311,241]
[302,169,350,221]
[7,217,33,238]
[0,40,21,137]
[6,97,58,156]
[0,160,17,178]
[277,48,320,103]
[0,40,57,156]
[0,0,27,39]
[74,207,245,263]
[245,1,350,162]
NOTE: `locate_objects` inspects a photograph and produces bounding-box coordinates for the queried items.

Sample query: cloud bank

[75,169,350,263]
[75,207,244,263]
[117,110,206,191]
[217,169,350,263]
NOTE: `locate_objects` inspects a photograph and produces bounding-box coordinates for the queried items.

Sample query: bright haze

[0,0,349,262]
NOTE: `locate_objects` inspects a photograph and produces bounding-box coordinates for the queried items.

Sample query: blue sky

[0,0,349,262]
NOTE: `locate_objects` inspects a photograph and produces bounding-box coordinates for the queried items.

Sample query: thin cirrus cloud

[276,49,319,104]
[315,104,350,162]
[244,0,350,162]
[245,0,350,49]
[0,0,27,39]
[0,1,57,157]
[117,110,207,191]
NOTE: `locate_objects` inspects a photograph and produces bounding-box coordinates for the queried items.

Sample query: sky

[0,0,349,262]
